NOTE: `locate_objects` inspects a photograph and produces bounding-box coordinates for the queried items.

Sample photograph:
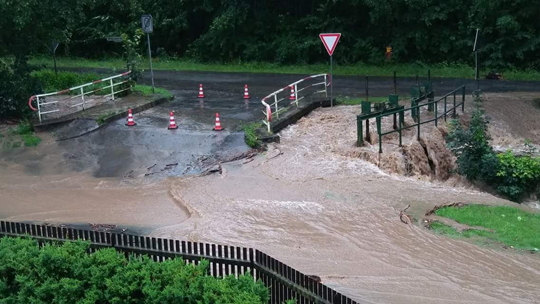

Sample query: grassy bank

[1,121,41,149]
[336,96,389,105]
[132,84,173,98]
[430,205,540,251]
[29,56,540,81]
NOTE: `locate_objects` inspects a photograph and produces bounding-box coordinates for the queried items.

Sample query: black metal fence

[0,221,358,304]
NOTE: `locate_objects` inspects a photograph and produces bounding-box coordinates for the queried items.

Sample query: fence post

[36,96,42,122]
[434,101,438,127]
[274,95,279,119]
[399,111,403,147]
[294,84,299,107]
[324,75,328,98]
[376,116,382,153]
[453,92,456,118]
[357,116,363,146]
[417,107,421,141]
[462,86,466,112]
[110,79,115,100]
[80,87,85,111]
[444,97,447,122]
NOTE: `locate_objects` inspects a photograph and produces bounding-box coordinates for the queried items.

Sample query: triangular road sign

[320,33,341,56]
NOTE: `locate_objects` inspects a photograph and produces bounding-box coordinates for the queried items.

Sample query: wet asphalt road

[32,68,540,179]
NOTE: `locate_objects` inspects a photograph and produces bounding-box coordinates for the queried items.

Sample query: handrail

[29,71,132,122]
[372,85,466,153]
[261,74,330,133]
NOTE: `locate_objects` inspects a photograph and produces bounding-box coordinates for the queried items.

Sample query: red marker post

[319,33,341,107]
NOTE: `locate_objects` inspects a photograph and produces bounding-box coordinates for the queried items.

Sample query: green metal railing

[372,85,466,153]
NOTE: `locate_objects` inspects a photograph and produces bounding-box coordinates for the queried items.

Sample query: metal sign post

[473,28,480,91]
[141,14,155,94]
[319,33,341,107]
[47,41,60,76]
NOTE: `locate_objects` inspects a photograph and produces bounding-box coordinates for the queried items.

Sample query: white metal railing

[28,71,132,122]
[261,74,330,132]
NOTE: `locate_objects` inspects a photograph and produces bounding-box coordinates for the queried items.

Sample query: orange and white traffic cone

[126,109,136,126]
[244,84,250,99]
[198,84,205,98]
[213,113,223,131]
[289,86,296,101]
[168,111,178,130]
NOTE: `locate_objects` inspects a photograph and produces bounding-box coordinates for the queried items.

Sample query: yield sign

[319,33,341,56]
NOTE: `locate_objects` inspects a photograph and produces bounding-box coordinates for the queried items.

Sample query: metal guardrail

[261,74,330,133]
[28,71,132,122]
[0,220,359,304]
[372,86,466,153]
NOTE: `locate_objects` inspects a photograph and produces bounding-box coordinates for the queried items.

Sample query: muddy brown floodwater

[1,92,540,303]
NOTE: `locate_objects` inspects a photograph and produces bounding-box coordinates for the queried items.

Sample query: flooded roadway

[1,73,540,303]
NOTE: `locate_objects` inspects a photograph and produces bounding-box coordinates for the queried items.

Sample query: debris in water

[400,204,412,224]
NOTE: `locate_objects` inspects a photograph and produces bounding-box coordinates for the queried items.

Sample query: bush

[243,122,263,148]
[447,93,540,202]
[0,58,42,119]
[0,237,269,303]
[31,70,101,93]
[447,94,497,181]
[495,151,540,201]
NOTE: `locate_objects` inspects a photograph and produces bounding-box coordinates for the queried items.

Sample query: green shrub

[132,85,173,98]
[495,151,540,201]
[31,70,101,93]
[243,122,263,148]
[22,134,41,147]
[0,237,269,303]
[447,94,497,181]
[447,93,540,202]
[0,58,42,119]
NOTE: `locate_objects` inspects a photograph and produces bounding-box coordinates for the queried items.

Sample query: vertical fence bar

[417,107,421,140]
[434,101,438,127]
[80,87,85,110]
[462,86,466,112]
[357,116,363,146]
[399,111,403,147]
[324,75,328,98]
[274,95,279,119]
[444,97,447,121]
[376,116,382,154]
[294,84,299,107]
[453,92,457,118]
[36,96,42,122]
[110,79,115,100]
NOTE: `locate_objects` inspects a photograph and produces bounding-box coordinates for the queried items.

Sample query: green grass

[96,111,117,125]
[22,134,41,147]
[28,56,540,81]
[132,85,173,98]
[242,122,264,148]
[432,205,540,251]
[336,96,388,105]
[3,121,41,148]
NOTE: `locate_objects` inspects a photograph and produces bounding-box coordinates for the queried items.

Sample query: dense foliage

[447,94,540,202]
[0,237,269,303]
[0,59,42,120]
[1,0,540,68]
